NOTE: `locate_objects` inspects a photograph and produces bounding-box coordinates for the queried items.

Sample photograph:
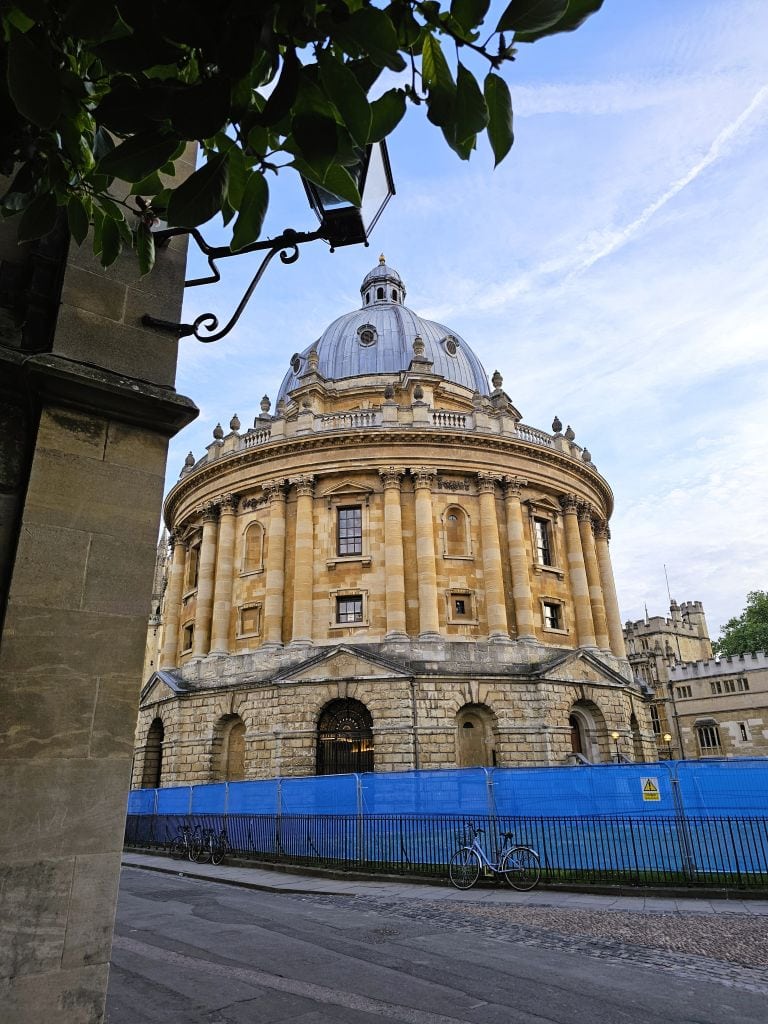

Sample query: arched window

[569,714,583,755]
[456,704,496,767]
[214,715,246,781]
[444,505,470,557]
[242,521,264,573]
[377,287,384,300]
[316,699,373,775]
[392,289,398,301]
[629,713,643,762]
[365,291,370,304]
[142,718,164,788]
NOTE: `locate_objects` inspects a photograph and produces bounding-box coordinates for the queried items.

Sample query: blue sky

[168,0,768,638]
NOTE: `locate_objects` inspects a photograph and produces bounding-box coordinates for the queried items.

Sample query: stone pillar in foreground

[159,534,186,668]
[379,467,408,638]
[413,468,440,639]
[578,502,611,651]
[477,473,509,641]
[594,518,627,658]
[209,494,239,655]
[503,476,537,640]
[263,481,287,646]
[290,476,315,644]
[560,493,597,648]
[192,504,219,657]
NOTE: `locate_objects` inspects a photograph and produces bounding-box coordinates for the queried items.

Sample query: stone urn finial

[229,413,240,432]
[413,335,425,358]
[260,394,271,413]
[308,347,319,371]
[184,451,195,467]
[552,415,562,434]
[213,422,224,440]
[384,383,395,400]
[379,252,386,265]
[491,370,503,390]
[582,448,592,464]
[276,397,286,416]
[413,384,424,401]
[564,425,575,441]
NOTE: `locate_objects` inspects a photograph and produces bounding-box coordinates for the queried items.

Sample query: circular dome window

[443,335,459,356]
[357,324,377,347]
[290,353,302,373]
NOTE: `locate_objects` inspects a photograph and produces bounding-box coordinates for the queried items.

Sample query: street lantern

[142,141,395,342]
[610,730,621,763]
[303,141,396,249]
[662,732,673,760]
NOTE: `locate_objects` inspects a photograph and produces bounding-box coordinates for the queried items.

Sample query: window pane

[534,518,552,565]
[337,506,362,556]
[336,596,363,623]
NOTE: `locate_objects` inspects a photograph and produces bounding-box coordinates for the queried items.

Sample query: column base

[515,633,541,643]
[487,632,513,644]
[417,631,442,642]
[384,631,410,641]
[288,638,314,648]
[260,640,284,651]
[207,648,230,657]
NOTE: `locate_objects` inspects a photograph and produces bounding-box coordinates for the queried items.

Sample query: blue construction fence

[127,758,768,820]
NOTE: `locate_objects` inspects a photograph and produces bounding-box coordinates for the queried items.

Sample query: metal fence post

[188,785,193,818]
[153,787,159,845]
[275,778,283,855]
[355,774,364,865]
[665,759,694,880]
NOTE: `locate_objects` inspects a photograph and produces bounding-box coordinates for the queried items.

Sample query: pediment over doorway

[275,644,410,684]
[538,649,628,687]
[139,670,189,705]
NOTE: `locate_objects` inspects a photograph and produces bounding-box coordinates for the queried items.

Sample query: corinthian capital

[412,467,436,489]
[262,480,287,503]
[593,517,611,541]
[379,467,404,489]
[559,492,579,514]
[503,475,528,499]
[218,492,240,513]
[577,500,595,522]
[292,474,315,497]
[477,472,499,494]
[199,501,219,523]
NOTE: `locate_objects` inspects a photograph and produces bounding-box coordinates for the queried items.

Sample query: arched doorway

[630,713,643,762]
[316,699,374,775]
[213,715,247,781]
[567,701,608,763]
[569,714,584,756]
[456,704,497,767]
[142,718,164,788]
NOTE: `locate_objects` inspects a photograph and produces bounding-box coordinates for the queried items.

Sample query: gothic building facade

[134,258,654,787]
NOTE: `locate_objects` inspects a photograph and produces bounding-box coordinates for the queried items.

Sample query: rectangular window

[676,685,692,698]
[739,722,750,742]
[454,598,467,616]
[336,595,363,623]
[337,506,362,556]
[185,545,200,591]
[239,604,261,636]
[650,704,661,735]
[181,622,194,652]
[543,601,561,630]
[710,680,722,695]
[533,518,552,566]
[697,724,721,752]
[739,677,750,692]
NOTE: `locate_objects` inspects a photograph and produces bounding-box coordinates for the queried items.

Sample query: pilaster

[159,533,186,668]
[477,473,510,641]
[412,468,440,639]
[594,518,627,657]
[263,481,288,646]
[192,503,219,657]
[209,493,239,655]
[379,467,408,639]
[290,475,315,644]
[578,502,611,651]
[502,476,537,640]
[559,493,597,648]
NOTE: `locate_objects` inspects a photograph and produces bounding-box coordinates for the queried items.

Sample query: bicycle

[169,822,202,862]
[448,825,540,891]
[197,827,229,866]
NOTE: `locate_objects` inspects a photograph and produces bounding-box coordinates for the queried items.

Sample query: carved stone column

[379,468,408,638]
[477,473,509,641]
[502,476,536,640]
[192,503,219,657]
[290,475,315,644]
[412,468,440,638]
[594,518,627,657]
[263,481,287,646]
[209,493,239,655]
[559,493,596,648]
[159,533,186,668]
[577,502,610,651]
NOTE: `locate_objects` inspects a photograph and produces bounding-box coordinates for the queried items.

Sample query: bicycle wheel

[188,834,203,862]
[169,837,185,860]
[501,847,540,891]
[211,839,227,866]
[448,848,481,890]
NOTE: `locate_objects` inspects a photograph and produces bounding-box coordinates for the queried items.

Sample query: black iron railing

[125,812,768,890]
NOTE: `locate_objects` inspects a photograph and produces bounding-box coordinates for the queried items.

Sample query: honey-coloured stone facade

[135,259,654,785]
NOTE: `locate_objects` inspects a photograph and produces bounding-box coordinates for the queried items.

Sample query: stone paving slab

[121,852,768,915]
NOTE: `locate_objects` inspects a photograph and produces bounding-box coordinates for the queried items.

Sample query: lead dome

[277,256,490,401]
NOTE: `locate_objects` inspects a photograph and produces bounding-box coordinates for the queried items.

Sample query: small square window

[543,601,561,630]
[739,722,749,742]
[336,595,363,623]
[181,622,194,652]
[239,604,261,637]
[454,599,466,616]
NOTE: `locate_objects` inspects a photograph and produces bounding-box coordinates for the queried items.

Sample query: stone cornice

[164,427,614,526]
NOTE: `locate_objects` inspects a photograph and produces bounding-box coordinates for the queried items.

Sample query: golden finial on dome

[378,253,386,264]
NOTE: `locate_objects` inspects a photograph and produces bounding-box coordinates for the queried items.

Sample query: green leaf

[450,0,491,32]
[100,215,121,267]
[291,112,338,177]
[17,193,58,242]
[334,8,407,72]
[226,146,248,211]
[98,195,125,221]
[368,89,407,143]
[318,53,372,147]
[97,130,181,183]
[129,171,165,196]
[231,172,269,252]
[67,195,90,245]
[496,0,568,33]
[421,34,454,91]
[261,48,299,126]
[6,27,62,128]
[166,151,229,228]
[455,64,488,143]
[294,158,362,208]
[484,73,513,166]
[135,221,155,276]
[515,0,604,41]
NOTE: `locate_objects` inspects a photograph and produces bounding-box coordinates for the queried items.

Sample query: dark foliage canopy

[1,1,603,273]
[713,591,768,657]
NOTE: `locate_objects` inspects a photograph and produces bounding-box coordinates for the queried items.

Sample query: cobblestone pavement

[296,893,768,994]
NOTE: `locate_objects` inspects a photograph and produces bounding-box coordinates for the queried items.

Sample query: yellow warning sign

[641,776,661,802]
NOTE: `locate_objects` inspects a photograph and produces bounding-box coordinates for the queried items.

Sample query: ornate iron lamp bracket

[141,225,328,343]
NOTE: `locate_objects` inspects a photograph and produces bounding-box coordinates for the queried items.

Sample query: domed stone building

[134,258,654,788]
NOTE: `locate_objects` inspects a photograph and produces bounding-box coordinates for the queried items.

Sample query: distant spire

[379,252,386,264]
[644,602,649,624]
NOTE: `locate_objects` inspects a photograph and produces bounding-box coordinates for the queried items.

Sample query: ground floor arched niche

[455,703,498,767]
[212,714,246,781]
[140,717,164,788]
[316,698,374,775]
[568,700,609,764]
